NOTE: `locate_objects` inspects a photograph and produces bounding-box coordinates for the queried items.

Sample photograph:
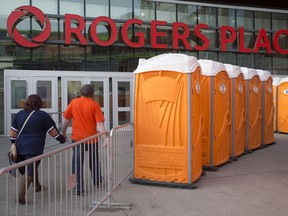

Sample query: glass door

[62,76,109,134]
[112,76,134,127]
[5,77,31,135]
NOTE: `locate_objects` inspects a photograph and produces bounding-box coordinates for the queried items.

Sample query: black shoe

[74,191,84,198]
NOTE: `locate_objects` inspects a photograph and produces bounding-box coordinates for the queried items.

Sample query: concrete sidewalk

[95,133,288,216]
[1,133,288,216]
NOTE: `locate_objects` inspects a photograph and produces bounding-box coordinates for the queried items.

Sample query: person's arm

[48,127,65,143]
[97,122,109,147]
[9,128,17,144]
[62,117,70,140]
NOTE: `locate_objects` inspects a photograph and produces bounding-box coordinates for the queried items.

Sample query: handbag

[8,110,35,162]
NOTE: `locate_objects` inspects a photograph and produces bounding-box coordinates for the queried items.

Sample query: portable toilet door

[199,60,231,169]
[277,77,288,133]
[257,69,274,146]
[241,67,262,151]
[272,76,282,132]
[131,53,203,187]
[224,64,245,158]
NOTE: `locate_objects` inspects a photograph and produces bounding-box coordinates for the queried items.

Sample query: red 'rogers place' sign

[6,5,288,54]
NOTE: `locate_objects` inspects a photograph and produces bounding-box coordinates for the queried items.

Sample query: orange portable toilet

[272,76,282,132]
[198,60,231,170]
[256,69,274,145]
[277,77,288,133]
[224,64,245,158]
[131,53,203,188]
[241,67,262,151]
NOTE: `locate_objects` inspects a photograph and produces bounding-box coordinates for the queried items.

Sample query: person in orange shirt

[62,84,108,197]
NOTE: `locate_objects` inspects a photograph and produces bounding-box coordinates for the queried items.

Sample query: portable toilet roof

[198,59,226,76]
[256,69,272,81]
[134,53,199,74]
[240,67,258,80]
[272,76,282,86]
[224,64,243,78]
[279,77,288,85]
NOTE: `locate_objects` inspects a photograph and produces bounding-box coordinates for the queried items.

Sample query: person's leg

[72,143,85,194]
[18,175,33,204]
[88,143,101,186]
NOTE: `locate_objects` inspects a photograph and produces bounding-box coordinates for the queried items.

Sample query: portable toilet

[256,69,274,146]
[241,67,262,151]
[131,53,203,188]
[277,77,288,133]
[272,76,282,132]
[198,60,231,170]
[224,64,245,158]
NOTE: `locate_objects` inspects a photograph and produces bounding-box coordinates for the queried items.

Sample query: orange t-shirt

[63,96,105,141]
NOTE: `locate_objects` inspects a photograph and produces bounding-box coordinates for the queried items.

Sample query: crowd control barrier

[0,123,133,216]
[256,70,274,146]
[131,53,203,188]
[199,60,231,170]
[241,67,262,151]
[272,76,282,132]
[277,77,288,133]
[224,64,246,158]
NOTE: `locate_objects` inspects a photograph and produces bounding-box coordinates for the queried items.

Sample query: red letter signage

[220,26,236,51]
[64,14,87,45]
[89,16,117,46]
[150,20,168,49]
[121,19,145,48]
[172,22,192,50]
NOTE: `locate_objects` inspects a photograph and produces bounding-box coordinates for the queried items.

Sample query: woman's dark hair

[24,94,42,111]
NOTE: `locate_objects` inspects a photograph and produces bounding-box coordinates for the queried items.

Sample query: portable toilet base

[128,178,197,189]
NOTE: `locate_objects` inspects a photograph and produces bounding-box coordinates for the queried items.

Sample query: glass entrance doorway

[4,70,134,136]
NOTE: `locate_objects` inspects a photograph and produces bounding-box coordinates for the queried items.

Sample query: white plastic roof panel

[198,59,226,76]
[240,67,258,80]
[279,77,288,85]
[224,64,243,78]
[134,53,200,74]
[272,76,283,86]
[256,69,272,81]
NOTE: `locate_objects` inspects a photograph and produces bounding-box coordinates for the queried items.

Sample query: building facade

[0,0,287,135]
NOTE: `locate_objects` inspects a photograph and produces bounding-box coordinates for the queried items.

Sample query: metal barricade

[0,123,133,216]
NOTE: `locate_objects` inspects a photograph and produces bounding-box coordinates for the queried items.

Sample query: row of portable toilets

[129,53,281,188]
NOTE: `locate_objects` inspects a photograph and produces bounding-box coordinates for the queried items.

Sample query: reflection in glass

[255,11,271,30]
[218,8,235,27]
[67,81,81,104]
[118,82,130,107]
[11,80,27,109]
[111,0,132,19]
[178,4,197,25]
[272,13,287,31]
[60,0,84,16]
[237,53,254,68]
[255,53,272,70]
[156,2,176,23]
[219,52,236,65]
[198,6,216,26]
[32,0,58,14]
[134,0,155,21]
[236,10,253,29]
[199,51,217,61]
[37,81,52,108]
[86,0,108,17]
[118,111,130,125]
[91,81,104,107]
[273,55,288,75]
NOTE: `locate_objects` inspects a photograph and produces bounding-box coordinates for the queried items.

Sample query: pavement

[1,133,288,216]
